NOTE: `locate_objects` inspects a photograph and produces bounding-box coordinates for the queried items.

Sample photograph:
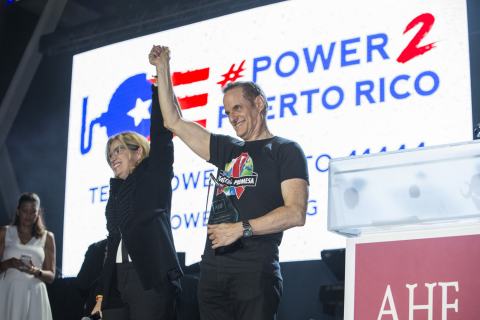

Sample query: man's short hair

[222,81,269,116]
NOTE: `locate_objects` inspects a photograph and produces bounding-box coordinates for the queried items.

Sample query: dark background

[0,0,478,319]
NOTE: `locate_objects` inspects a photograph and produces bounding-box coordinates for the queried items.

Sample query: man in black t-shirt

[150,46,309,320]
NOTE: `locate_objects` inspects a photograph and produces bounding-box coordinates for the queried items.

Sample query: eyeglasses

[108,145,139,161]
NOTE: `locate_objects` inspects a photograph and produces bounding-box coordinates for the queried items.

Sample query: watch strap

[242,220,252,237]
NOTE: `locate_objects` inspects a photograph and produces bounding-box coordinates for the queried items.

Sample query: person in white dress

[0,192,56,320]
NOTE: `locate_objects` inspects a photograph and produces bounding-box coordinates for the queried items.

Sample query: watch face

[244,228,253,237]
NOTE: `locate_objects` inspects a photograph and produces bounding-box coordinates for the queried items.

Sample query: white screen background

[63,0,471,276]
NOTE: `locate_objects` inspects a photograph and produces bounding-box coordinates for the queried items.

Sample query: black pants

[102,262,178,320]
[197,270,283,320]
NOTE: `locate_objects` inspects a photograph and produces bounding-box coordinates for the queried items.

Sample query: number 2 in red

[397,13,437,64]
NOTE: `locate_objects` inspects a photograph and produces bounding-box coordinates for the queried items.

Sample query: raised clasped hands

[149,45,170,67]
[207,222,243,249]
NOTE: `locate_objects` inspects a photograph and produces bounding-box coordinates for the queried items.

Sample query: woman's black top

[96,85,183,309]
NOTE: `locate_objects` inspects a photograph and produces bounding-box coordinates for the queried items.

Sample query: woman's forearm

[35,268,55,284]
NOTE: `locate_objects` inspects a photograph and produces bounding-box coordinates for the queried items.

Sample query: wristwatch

[242,220,253,238]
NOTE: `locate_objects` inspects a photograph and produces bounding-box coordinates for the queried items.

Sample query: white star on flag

[127,98,152,126]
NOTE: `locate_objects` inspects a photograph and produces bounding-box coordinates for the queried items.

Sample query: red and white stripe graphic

[150,68,209,130]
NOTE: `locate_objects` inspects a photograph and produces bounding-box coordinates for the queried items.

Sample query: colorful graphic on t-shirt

[215,152,258,199]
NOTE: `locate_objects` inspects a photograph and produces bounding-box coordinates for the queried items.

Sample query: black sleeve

[278,141,309,184]
[77,239,108,292]
[149,84,174,174]
[76,244,96,292]
[94,266,105,298]
[208,133,241,168]
[94,238,112,299]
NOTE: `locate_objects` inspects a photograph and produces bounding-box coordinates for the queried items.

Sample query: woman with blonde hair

[0,192,55,320]
[92,83,183,320]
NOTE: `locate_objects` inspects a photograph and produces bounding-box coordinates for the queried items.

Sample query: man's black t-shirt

[200,134,309,279]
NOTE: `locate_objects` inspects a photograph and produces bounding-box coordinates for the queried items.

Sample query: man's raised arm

[149,45,211,161]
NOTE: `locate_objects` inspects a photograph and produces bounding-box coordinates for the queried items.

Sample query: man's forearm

[209,204,306,249]
[209,178,308,249]
[155,63,182,131]
[250,204,306,236]
[249,179,308,235]
[37,269,55,284]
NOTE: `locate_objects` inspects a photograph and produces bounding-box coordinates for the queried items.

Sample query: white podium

[328,140,480,320]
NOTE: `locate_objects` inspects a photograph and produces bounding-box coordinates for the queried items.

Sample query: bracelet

[35,269,42,278]
[96,295,103,301]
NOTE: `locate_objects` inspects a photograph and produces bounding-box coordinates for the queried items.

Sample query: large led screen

[64,0,472,276]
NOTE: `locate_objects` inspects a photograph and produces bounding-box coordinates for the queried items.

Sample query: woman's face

[109,139,141,179]
[17,201,40,228]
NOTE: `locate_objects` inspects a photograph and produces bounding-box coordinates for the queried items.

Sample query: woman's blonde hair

[106,132,150,174]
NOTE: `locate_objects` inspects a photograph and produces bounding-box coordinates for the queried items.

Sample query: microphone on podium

[81,312,101,320]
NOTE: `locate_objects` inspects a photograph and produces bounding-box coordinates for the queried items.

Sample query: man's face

[223,87,263,141]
